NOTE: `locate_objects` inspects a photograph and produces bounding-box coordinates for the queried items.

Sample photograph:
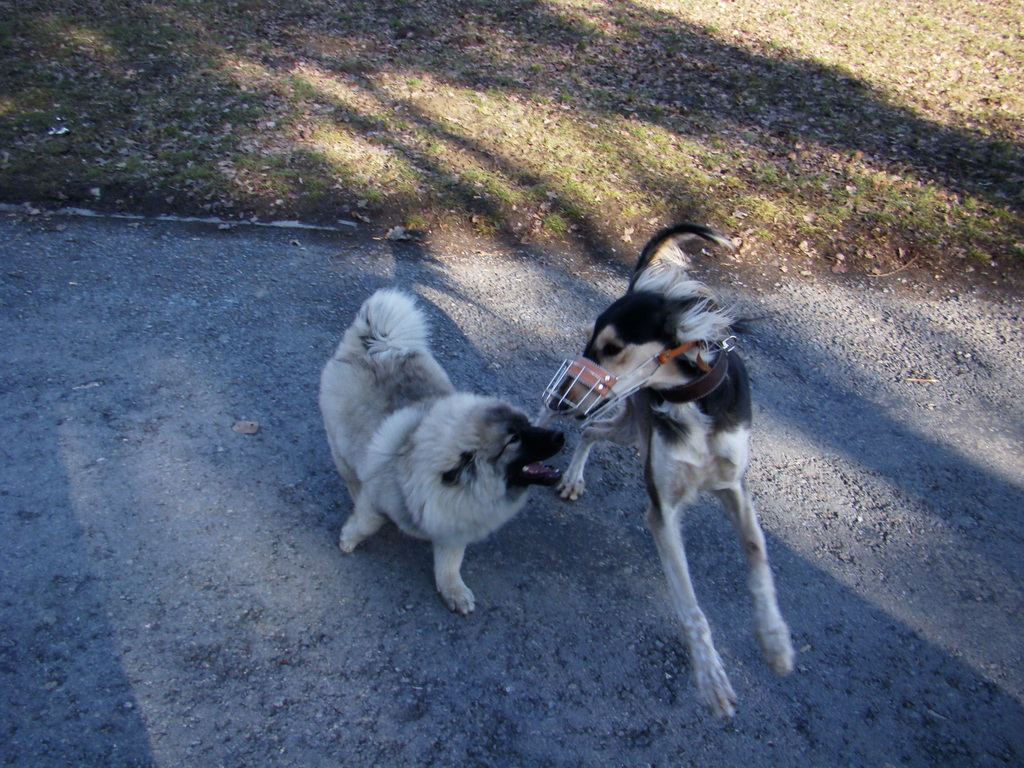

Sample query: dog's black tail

[628,223,734,291]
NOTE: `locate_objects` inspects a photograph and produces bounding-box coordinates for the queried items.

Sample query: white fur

[350,287,431,354]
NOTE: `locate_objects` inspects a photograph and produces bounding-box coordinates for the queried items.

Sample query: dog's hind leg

[333,456,362,503]
[432,543,474,615]
[646,501,737,720]
[339,494,386,554]
[715,483,794,677]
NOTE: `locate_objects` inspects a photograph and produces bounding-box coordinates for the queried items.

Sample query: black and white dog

[542,224,794,719]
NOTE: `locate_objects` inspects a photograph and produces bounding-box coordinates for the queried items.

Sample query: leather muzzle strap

[655,350,730,403]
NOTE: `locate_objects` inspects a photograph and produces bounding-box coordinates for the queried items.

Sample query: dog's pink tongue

[521,463,562,485]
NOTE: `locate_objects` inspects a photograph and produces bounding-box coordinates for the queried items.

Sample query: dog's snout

[523,426,565,458]
[541,429,565,460]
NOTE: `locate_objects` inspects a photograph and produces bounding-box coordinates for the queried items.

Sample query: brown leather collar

[653,350,729,403]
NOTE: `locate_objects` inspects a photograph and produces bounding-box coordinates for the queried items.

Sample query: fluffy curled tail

[350,289,430,357]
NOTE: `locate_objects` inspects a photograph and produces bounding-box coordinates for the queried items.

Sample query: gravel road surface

[1,213,1022,766]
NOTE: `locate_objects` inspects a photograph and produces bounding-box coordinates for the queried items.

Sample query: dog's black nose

[523,427,565,458]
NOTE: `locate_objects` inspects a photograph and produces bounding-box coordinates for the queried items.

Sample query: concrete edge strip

[0,203,360,233]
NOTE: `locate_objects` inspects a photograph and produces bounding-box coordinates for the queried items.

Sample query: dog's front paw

[557,475,585,501]
[440,584,475,615]
[339,527,361,554]
[695,651,738,720]
[757,622,795,677]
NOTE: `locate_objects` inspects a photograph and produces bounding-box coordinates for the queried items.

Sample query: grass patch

[0,0,1020,276]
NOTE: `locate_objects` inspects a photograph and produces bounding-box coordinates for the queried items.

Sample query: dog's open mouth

[514,462,563,486]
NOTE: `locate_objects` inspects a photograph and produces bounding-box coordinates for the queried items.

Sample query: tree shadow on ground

[3,0,1021,275]
[1,212,1021,765]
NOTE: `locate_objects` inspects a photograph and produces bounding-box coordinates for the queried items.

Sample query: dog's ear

[663,296,706,330]
[441,451,476,486]
[665,295,733,344]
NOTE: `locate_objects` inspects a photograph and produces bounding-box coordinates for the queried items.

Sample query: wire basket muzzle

[542,358,619,419]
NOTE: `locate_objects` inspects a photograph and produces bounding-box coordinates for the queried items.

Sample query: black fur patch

[643,450,662,512]
[651,408,691,443]
[645,351,752,435]
[486,404,530,434]
[585,291,712,356]
[647,354,753,436]
[585,292,666,359]
[441,451,476,486]
[697,351,752,432]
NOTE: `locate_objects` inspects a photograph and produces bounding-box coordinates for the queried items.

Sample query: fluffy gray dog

[319,289,563,614]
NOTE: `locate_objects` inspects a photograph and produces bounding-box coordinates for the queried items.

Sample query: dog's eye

[507,434,521,445]
[601,342,623,358]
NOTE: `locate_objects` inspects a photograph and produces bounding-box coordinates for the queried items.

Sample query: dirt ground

[1,212,1021,766]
